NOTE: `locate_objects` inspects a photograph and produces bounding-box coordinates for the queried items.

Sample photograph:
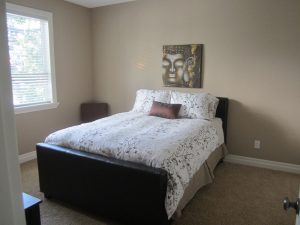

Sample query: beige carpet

[21,160,300,225]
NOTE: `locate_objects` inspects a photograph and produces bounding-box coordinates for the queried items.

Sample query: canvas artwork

[162,44,203,88]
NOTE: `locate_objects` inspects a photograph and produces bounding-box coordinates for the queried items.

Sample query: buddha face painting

[162,44,202,88]
[162,53,185,85]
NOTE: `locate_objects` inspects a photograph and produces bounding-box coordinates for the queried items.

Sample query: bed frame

[36,97,229,225]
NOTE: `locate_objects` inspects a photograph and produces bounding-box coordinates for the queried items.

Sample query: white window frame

[6,3,58,114]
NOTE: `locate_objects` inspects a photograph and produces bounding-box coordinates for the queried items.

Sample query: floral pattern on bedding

[131,89,171,113]
[45,112,221,218]
[171,91,218,120]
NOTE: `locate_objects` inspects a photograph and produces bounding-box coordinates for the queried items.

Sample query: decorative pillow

[149,101,181,119]
[208,95,219,118]
[170,91,216,120]
[132,89,171,113]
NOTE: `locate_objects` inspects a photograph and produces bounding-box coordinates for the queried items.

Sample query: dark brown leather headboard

[216,97,229,143]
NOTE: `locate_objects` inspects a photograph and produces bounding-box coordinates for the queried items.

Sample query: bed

[36,91,229,225]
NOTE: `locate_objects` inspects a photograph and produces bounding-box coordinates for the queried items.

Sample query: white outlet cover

[254,140,261,149]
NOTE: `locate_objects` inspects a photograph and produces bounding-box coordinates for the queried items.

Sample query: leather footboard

[36,143,169,225]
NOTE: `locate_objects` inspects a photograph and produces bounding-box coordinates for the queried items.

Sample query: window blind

[7,12,53,107]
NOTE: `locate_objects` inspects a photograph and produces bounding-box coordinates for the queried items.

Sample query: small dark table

[296,187,300,225]
[23,193,42,225]
[80,102,109,122]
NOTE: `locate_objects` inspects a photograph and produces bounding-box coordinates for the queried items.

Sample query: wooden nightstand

[296,186,300,225]
[23,193,42,225]
[80,102,108,123]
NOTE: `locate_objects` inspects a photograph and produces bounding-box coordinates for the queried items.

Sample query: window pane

[6,11,53,107]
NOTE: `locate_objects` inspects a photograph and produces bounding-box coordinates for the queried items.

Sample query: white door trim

[0,1,26,224]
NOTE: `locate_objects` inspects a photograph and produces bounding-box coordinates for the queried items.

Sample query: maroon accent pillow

[149,101,182,119]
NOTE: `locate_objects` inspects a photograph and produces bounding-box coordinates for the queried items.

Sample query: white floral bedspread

[45,112,222,218]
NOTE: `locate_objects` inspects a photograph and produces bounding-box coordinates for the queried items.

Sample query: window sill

[15,102,59,114]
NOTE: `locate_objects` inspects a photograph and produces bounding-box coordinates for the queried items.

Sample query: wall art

[162,44,203,88]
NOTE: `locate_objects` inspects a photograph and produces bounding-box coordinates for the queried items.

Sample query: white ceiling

[64,0,136,8]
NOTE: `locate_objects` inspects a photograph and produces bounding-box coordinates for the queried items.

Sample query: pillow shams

[208,95,219,118]
[132,89,171,113]
[170,91,218,120]
[149,101,181,119]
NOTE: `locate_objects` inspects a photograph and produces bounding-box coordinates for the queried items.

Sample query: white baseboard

[19,151,36,164]
[225,154,300,174]
[18,151,300,174]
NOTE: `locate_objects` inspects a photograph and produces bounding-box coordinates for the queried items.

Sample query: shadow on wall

[226,100,299,164]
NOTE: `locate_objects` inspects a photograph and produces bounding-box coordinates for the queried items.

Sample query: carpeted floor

[21,160,300,225]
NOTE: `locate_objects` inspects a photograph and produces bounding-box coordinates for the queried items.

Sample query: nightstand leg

[25,204,41,225]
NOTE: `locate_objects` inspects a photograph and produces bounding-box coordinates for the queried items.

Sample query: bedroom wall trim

[19,151,300,174]
[225,154,300,174]
[19,151,36,164]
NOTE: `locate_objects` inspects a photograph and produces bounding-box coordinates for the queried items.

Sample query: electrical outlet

[254,140,261,149]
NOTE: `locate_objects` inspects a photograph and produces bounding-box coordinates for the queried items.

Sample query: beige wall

[7,0,93,154]
[92,0,300,164]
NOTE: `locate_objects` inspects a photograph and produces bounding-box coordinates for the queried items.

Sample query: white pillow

[170,91,217,120]
[132,89,171,113]
[208,95,219,119]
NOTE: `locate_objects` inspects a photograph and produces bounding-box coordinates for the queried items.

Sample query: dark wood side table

[23,192,42,225]
[80,102,108,123]
[296,186,300,225]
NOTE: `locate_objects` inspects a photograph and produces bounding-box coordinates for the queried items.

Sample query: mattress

[45,112,224,218]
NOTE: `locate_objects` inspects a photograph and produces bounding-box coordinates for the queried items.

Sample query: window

[6,3,58,114]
